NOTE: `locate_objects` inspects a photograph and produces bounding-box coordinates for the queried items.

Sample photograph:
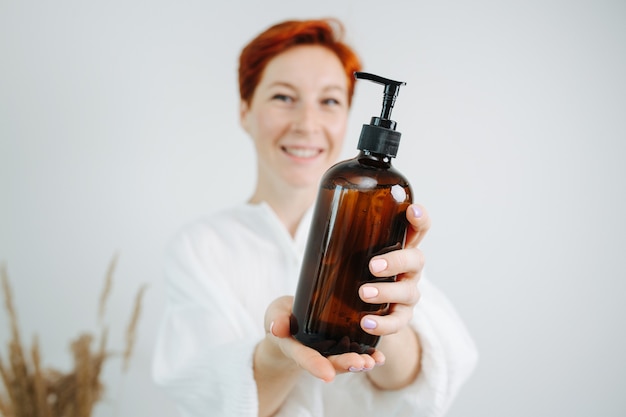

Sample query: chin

[281,166,328,186]
[282,174,323,190]
[286,179,320,190]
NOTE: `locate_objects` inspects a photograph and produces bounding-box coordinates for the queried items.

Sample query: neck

[249,178,318,237]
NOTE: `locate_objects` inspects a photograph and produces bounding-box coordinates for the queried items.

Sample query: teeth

[284,147,320,158]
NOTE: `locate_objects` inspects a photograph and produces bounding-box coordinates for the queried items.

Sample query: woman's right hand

[260,295,386,382]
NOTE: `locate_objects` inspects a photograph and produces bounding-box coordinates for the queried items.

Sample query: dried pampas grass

[0,256,146,417]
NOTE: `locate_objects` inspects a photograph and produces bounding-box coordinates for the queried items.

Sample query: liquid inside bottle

[291,152,412,356]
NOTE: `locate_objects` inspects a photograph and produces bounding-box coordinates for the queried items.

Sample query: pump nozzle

[354,72,408,158]
[354,72,406,129]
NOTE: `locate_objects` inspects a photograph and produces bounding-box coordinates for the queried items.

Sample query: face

[240,45,349,191]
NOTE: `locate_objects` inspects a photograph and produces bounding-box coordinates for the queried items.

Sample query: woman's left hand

[358,203,431,337]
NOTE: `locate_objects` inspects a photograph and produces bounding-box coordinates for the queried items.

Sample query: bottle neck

[357,150,393,169]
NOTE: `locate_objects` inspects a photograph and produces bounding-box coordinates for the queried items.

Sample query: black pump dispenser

[355,72,407,158]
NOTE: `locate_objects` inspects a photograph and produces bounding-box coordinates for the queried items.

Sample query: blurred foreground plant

[0,256,146,417]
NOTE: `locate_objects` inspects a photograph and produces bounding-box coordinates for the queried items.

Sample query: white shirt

[153,202,478,417]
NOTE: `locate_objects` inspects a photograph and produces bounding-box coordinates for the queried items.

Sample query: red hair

[238,18,362,105]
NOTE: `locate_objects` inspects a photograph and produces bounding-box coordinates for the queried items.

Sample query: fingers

[361,243,423,337]
[405,204,431,248]
[359,278,420,336]
[327,350,386,373]
[360,303,416,336]
[369,246,425,279]
[360,278,421,307]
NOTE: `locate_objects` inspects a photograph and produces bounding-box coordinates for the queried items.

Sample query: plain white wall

[1,0,625,416]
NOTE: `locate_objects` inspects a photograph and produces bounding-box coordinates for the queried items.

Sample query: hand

[358,203,431,337]
[261,296,386,383]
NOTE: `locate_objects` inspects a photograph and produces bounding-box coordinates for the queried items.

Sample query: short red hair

[238,18,362,106]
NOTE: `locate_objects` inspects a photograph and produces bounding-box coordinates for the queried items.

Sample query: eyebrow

[322,85,347,94]
[267,81,347,94]
[267,81,296,90]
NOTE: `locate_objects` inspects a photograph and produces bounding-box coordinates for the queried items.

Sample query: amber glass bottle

[291,72,413,356]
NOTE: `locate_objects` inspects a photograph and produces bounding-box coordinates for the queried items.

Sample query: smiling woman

[240,45,350,197]
[152,18,477,417]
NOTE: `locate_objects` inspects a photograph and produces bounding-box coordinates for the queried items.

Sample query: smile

[282,146,323,159]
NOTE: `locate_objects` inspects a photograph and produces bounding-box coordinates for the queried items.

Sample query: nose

[292,101,320,135]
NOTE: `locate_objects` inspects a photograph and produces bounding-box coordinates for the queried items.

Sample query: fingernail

[411,205,422,218]
[362,286,379,299]
[370,258,387,273]
[348,366,373,372]
[269,321,276,336]
[363,318,377,330]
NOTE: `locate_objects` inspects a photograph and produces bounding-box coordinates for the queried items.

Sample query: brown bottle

[291,72,413,356]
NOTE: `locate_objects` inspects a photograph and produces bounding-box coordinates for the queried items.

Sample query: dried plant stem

[123,284,148,372]
[98,254,118,324]
[31,336,52,417]
[0,353,15,417]
[0,397,12,417]
[1,265,20,344]
[9,340,32,417]
[72,334,92,416]
[2,265,31,417]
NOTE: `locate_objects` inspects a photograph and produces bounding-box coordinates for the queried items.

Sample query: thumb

[269,315,293,338]
[264,295,294,338]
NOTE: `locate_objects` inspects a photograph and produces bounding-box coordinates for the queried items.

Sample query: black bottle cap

[354,72,406,158]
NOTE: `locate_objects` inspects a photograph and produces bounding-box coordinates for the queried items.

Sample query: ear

[239,100,251,134]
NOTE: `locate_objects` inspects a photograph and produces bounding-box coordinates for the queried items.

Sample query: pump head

[354,72,407,158]
[354,72,406,130]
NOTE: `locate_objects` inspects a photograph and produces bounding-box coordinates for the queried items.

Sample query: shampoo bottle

[291,72,413,356]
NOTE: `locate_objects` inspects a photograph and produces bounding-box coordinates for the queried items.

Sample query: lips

[282,146,323,159]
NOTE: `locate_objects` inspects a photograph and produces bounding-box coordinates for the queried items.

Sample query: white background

[1,0,625,416]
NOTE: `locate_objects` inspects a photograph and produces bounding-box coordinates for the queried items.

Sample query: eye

[272,94,294,103]
[321,97,343,107]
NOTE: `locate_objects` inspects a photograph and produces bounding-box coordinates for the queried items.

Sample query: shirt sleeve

[152,226,262,417]
[399,276,479,416]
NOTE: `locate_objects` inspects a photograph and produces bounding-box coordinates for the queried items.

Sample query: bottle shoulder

[322,156,411,189]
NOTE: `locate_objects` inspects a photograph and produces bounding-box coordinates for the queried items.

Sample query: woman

[153,18,477,417]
